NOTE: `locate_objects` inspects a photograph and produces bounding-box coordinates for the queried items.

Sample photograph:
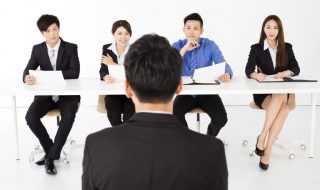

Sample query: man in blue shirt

[172,13,233,137]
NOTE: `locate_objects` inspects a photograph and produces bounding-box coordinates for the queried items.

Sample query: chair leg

[196,113,200,133]
[56,116,60,126]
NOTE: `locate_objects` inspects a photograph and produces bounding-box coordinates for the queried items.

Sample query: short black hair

[124,34,182,103]
[184,13,203,28]
[37,14,60,32]
[112,20,132,36]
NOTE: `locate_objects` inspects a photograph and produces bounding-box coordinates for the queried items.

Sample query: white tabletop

[1,76,320,96]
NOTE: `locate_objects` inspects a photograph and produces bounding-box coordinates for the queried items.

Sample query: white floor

[1,105,320,190]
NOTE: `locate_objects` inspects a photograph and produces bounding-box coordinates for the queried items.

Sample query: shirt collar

[263,39,278,50]
[110,42,130,57]
[46,39,61,53]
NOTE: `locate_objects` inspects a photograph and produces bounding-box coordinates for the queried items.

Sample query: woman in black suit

[99,20,135,126]
[245,15,300,170]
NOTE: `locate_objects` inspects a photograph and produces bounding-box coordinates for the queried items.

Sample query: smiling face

[264,19,279,41]
[42,23,60,48]
[113,26,131,48]
[183,20,203,41]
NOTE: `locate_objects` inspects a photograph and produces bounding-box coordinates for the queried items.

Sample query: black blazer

[99,43,118,80]
[82,113,228,190]
[23,38,80,102]
[245,42,300,77]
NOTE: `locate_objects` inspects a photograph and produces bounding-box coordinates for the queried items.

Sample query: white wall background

[0,0,319,107]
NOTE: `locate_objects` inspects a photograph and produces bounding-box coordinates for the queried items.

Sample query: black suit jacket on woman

[99,43,118,80]
[82,112,228,190]
[23,38,80,102]
[245,42,300,77]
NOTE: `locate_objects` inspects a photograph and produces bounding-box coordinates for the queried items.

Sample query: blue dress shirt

[172,37,233,77]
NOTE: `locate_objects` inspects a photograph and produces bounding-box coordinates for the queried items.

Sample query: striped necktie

[190,49,197,76]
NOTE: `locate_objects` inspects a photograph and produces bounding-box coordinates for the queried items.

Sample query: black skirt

[253,94,271,109]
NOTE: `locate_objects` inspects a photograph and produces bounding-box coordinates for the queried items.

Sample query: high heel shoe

[259,157,269,170]
[255,135,264,156]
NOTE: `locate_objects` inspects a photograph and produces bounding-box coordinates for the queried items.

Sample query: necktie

[50,49,59,102]
[50,49,56,70]
[190,49,197,76]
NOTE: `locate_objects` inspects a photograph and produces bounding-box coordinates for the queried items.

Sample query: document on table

[182,62,225,85]
[29,70,65,84]
[257,75,318,83]
[108,65,125,81]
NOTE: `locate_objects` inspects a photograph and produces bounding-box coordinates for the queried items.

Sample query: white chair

[29,104,80,164]
[243,94,306,159]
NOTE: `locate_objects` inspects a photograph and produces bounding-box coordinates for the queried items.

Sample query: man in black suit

[23,14,80,175]
[82,34,228,190]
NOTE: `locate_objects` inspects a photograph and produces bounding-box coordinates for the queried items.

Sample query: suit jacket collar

[40,37,65,70]
[127,112,185,129]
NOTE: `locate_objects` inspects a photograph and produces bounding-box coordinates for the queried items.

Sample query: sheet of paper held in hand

[192,62,226,83]
[29,70,65,84]
[108,65,125,81]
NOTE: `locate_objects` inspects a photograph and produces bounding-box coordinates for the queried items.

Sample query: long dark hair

[259,15,288,70]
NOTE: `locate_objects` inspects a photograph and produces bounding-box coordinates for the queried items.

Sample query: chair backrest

[97,95,107,113]
[287,93,296,110]
[249,93,296,111]
[189,108,205,113]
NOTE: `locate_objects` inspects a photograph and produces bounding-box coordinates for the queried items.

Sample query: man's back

[82,112,228,190]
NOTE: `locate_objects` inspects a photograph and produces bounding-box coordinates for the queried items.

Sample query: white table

[2,77,319,159]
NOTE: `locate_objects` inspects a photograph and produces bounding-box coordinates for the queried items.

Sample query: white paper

[261,75,283,82]
[29,70,65,84]
[182,76,194,84]
[193,62,226,83]
[108,65,125,81]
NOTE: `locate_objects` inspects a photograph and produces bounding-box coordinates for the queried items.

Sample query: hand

[184,40,200,51]
[274,70,292,79]
[103,75,114,84]
[180,40,200,56]
[101,54,115,65]
[218,73,231,83]
[255,73,266,81]
[25,75,36,85]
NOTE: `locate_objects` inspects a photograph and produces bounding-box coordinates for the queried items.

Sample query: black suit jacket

[23,38,80,102]
[82,113,228,190]
[99,43,118,80]
[245,42,300,77]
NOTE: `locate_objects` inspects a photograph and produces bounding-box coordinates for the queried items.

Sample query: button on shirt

[172,37,233,77]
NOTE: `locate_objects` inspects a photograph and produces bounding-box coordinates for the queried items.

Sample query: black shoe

[35,155,47,165]
[45,159,57,175]
[255,135,264,156]
[259,157,269,170]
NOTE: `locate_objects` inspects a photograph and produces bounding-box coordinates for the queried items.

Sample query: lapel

[262,44,275,72]
[56,38,65,70]
[40,43,53,70]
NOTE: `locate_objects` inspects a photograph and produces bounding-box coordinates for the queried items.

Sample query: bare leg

[257,94,287,151]
[261,102,290,164]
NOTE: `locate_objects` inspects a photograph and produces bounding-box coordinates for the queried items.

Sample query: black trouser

[173,95,228,137]
[25,96,79,160]
[105,95,135,126]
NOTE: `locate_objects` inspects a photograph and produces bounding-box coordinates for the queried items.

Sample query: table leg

[309,93,316,158]
[11,96,20,160]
